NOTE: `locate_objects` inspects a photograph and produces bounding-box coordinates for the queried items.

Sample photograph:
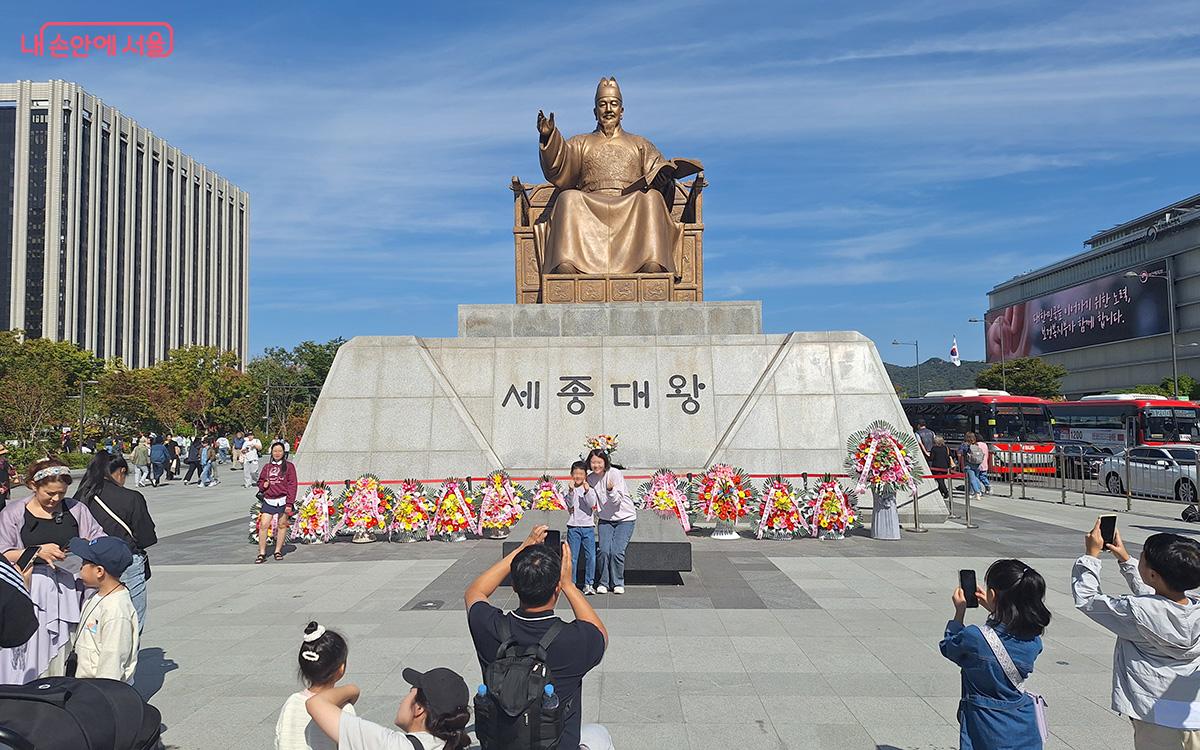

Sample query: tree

[0,368,69,444]
[975,357,1068,398]
[0,331,101,444]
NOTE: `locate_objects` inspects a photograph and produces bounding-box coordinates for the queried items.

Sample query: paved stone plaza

[133,473,1186,749]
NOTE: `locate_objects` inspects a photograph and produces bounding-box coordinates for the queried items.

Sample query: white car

[1096,444,1199,504]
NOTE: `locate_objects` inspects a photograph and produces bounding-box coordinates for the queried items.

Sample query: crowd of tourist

[42,428,282,493]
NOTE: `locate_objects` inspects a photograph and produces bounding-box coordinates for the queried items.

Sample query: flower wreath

[292,481,338,544]
[335,474,395,537]
[430,477,475,538]
[754,476,804,539]
[802,478,857,538]
[846,420,920,497]
[388,479,432,537]
[478,470,525,531]
[694,464,754,523]
[531,475,568,511]
[247,499,287,544]
[637,469,692,531]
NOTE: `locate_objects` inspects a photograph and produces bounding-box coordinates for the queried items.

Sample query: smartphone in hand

[544,529,561,549]
[959,569,979,608]
[15,546,39,571]
[1099,514,1118,547]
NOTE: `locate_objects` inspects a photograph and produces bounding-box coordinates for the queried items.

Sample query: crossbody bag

[980,624,1048,741]
[91,494,151,581]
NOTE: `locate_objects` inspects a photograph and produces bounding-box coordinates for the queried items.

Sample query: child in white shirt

[275,621,355,750]
[69,536,139,683]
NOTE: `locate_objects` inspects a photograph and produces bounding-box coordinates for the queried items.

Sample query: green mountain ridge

[884,357,988,398]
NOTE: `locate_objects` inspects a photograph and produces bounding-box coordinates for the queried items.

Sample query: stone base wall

[294,329,941,521]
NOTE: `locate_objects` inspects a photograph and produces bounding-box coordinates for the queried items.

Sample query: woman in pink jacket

[255,441,297,564]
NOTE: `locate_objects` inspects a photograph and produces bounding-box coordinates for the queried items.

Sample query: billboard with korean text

[985,263,1170,362]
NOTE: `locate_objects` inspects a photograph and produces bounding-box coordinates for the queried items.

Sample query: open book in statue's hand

[623,158,704,194]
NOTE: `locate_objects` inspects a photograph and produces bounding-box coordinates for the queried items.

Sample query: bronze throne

[510,175,706,303]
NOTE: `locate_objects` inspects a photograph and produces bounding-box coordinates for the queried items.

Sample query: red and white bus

[1047,394,1200,452]
[900,390,1056,474]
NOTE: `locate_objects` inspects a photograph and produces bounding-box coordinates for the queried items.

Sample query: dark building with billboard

[987,193,1200,397]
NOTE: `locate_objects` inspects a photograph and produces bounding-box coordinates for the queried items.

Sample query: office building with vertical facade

[0,80,249,367]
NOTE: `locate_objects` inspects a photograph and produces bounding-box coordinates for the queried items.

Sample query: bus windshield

[993,405,1053,442]
[1144,407,1200,443]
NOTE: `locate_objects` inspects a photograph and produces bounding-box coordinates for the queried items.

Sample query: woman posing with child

[940,558,1051,749]
[588,449,636,595]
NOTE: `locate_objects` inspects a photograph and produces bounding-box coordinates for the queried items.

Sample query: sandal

[273,552,284,561]
[254,554,267,564]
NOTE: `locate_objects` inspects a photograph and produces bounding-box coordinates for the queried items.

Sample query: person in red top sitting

[255,441,297,564]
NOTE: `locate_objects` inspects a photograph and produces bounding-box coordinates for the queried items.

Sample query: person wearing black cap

[306,665,471,750]
[68,535,139,683]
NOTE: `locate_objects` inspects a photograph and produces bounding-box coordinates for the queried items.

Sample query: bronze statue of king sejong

[534,77,702,278]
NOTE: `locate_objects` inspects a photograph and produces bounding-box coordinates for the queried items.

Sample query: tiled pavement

[130,478,1192,749]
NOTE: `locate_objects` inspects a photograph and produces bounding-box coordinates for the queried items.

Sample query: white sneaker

[583,585,596,596]
[596,585,608,594]
[613,586,625,595]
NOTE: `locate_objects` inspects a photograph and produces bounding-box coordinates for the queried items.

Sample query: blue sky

[6,1,1200,363]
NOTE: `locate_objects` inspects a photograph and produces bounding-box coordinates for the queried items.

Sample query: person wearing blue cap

[67,535,140,683]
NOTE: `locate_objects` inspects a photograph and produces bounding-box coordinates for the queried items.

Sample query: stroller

[0,677,162,749]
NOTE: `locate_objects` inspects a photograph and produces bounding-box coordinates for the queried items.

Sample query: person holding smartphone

[0,458,107,683]
[1075,519,1200,748]
[940,559,1052,749]
[465,523,608,749]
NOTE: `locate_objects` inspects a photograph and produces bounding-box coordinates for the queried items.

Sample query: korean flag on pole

[950,337,961,367]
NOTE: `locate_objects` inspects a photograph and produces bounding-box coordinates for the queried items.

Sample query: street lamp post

[892,340,920,396]
[68,379,100,450]
[1126,265,1180,398]
[969,317,1006,391]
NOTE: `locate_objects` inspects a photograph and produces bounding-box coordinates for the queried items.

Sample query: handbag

[981,624,1048,742]
[91,494,151,581]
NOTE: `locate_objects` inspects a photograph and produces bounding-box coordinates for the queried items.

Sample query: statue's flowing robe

[536,126,684,277]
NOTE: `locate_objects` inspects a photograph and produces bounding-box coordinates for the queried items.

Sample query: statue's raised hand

[537,110,555,138]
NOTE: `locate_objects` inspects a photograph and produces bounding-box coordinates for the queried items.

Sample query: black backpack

[0,677,162,750]
[474,617,566,750]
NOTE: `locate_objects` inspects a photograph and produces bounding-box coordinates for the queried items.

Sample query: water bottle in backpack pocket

[474,618,566,750]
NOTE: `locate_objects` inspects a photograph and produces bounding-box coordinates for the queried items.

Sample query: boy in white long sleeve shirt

[69,536,140,683]
[1073,519,1200,749]
[565,461,599,595]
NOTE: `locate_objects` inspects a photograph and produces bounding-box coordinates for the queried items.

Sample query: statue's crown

[595,76,622,103]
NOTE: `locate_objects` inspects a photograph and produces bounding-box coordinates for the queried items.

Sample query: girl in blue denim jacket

[940,559,1052,749]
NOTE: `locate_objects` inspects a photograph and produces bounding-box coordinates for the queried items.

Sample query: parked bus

[1047,394,1200,452]
[900,390,1056,474]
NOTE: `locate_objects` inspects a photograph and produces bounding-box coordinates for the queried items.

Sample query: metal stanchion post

[1020,449,1028,499]
[1007,450,1014,498]
[1059,449,1067,504]
[1124,450,1133,513]
[962,470,979,529]
[904,488,928,533]
[1081,465,1087,507]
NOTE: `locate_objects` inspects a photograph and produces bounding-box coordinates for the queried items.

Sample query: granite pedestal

[295,302,945,523]
[501,510,693,573]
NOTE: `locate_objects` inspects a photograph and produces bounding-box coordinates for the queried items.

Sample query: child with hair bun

[275,621,355,750]
[940,559,1052,749]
